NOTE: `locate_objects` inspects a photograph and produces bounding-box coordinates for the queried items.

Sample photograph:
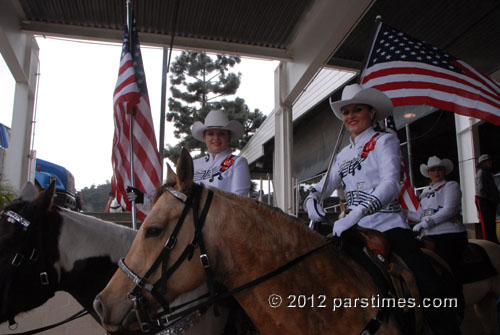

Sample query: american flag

[112,16,162,221]
[361,23,500,126]
[398,163,420,213]
[384,116,420,212]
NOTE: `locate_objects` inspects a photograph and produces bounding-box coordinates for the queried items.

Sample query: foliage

[80,181,112,212]
[0,174,17,210]
[165,51,266,163]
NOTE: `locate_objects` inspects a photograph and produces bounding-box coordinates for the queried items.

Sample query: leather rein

[118,184,217,333]
[118,183,339,333]
[118,184,386,335]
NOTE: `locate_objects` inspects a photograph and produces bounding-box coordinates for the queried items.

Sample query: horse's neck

[57,209,136,313]
[207,192,325,287]
[58,209,136,270]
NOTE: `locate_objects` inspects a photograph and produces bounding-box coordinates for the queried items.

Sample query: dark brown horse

[94,149,402,334]
[0,182,230,335]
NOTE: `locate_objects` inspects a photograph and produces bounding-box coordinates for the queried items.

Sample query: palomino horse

[94,149,402,334]
[0,182,230,335]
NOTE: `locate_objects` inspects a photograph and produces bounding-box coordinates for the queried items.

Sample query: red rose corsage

[220,155,235,172]
[360,133,380,159]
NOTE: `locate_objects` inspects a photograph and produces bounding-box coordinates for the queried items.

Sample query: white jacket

[193,150,251,196]
[414,180,465,235]
[310,127,409,232]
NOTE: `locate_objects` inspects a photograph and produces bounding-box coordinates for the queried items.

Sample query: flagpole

[126,0,137,229]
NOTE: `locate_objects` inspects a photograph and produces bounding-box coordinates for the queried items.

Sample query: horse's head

[95,149,214,333]
[0,181,61,325]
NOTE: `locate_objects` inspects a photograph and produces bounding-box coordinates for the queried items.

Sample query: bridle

[118,184,388,335]
[118,183,216,333]
[0,207,58,329]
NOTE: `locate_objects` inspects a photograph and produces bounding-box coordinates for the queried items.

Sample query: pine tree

[165,51,266,163]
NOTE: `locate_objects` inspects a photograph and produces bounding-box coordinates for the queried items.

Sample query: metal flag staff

[126,0,137,229]
[309,124,345,229]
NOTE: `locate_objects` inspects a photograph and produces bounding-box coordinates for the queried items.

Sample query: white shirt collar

[206,149,231,162]
[430,180,447,189]
[349,127,376,147]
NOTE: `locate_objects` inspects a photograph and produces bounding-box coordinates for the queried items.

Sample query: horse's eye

[145,227,163,238]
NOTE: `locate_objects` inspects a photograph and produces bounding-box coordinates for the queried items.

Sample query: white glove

[304,197,326,222]
[412,216,433,232]
[333,206,365,236]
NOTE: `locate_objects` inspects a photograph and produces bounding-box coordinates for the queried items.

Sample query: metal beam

[279,0,374,106]
[21,21,293,61]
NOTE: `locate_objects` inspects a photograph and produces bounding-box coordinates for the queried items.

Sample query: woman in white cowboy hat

[304,84,460,334]
[409,156,467,279]
[191,108,250,196]
[475,154,499,244]
[127,109,251,205]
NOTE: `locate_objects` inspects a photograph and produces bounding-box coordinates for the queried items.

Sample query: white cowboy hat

[420,156,454,178]
[329,84,393,122]
[191,109,244,142]
[478,154,492,165]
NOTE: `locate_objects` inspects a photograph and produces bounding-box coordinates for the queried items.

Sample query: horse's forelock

[152,182,176,205]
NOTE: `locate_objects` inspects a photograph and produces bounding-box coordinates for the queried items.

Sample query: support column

[7,79,36,192]
[0,0,39,192]
[273,65,294,213]
[273,104,293,213]
[455,114,480,226]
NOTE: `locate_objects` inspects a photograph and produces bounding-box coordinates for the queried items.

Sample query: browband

[1,210,31,228]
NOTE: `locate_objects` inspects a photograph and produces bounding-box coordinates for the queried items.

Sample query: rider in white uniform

[304,84,460,335]
[409,156,467,280]
[191,109,251,196]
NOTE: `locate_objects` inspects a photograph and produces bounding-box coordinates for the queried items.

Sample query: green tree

[165,51,266,163]
[80,182,112,212]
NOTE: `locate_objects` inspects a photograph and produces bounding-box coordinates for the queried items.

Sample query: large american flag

[361,23,500,125]
[112,16,162,221]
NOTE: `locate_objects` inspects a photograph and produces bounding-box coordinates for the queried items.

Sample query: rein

[118,184,338,333]
[119,184,217,332]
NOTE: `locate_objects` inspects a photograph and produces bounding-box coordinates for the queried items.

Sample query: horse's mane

[153,182,308,229]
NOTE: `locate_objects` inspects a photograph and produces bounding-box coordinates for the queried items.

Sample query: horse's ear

[166,163,176,185]
[19,182,36,201]
[34,180,56,211]
[176,148,193,193]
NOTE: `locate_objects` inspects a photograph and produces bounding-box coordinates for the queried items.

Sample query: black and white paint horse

[0,182,228,334]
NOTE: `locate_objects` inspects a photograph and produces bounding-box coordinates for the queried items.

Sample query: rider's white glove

[333,206,365,236]
[412,216,434,232]
[305,197,326,222]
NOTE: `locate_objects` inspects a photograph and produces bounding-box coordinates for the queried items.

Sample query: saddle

[339,227,424,334]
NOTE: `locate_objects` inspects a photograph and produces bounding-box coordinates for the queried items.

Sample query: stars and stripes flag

[361,23,500,126]
[384,116,420,212]
[398,163,420,213]
[112,16,162,221]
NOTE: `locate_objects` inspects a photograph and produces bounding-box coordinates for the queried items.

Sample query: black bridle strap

[191,190,218,315]
[156,239,335,323]
[159,186,200,295]
[128,188,196,300]
[153,188,214,293]
[124,185,214,318]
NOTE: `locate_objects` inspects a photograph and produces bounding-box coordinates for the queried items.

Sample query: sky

[0,36,278,190]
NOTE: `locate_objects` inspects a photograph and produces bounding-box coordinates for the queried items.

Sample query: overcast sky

[0,37,278,190]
